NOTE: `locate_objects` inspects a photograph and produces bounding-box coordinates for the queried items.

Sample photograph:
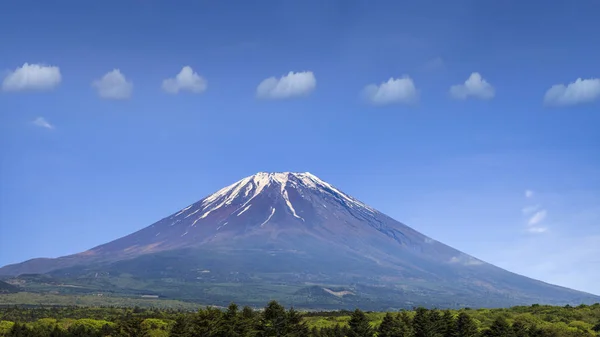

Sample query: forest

[0,301,599,337]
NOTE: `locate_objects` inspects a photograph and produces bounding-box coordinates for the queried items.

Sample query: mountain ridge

[1,172,598,309]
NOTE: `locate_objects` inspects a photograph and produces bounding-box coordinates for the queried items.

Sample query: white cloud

[362,76,418,105]
[528,209,547,225]
[2,63,61,92]
[162,66,207,94]
[543,78,600,106]
[256,71,316,99]
[32,117,54,129]
[525,189,534,198]
[522,204,540,215]
[92,69,133,100]
[527,227,548,234]
[449,72,495,100]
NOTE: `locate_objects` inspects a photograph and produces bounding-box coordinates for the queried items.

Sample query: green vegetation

[0,292,202,310]
[0,282,17,295]
[0,301,599,336]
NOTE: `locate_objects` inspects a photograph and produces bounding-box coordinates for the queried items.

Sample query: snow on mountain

[82,171,448,262]
[1,171,598,309]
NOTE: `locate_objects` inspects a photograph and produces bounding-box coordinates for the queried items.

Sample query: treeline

[1,301,599,337]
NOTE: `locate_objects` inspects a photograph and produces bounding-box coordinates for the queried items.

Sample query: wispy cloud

[522,189,548,234]
[543,78,600,106]
[527,227,548,233]
[522,204,540,215]
[162,66,207,94]
[449,72,495,100]
[92,69,133,100]
[256,71,316,100]
[32,117,54,129]
[2,63,61,92]
[362,76,418,105]
[528,210,547,225]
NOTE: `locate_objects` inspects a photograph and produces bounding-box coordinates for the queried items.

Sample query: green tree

[258,300,287,337]
[190,307,224,337]
[8,322,30,337]
[456,312,478,337]
[347,308,373,337]
[378,312,409,337]
[442,311,458,337]
[170,315,192,337]
[414,307,440,337]
[511,321,529,337]
[286,307,310,337]
[484,317,513,337]
[592,322,600,334]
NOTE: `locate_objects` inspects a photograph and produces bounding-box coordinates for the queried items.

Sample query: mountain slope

[1,172,598,309]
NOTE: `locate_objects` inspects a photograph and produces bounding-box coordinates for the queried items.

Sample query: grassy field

[0,292,203,310]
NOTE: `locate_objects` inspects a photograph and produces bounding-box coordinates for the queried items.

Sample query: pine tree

[414,307,439,337]
[286,307,310,337]
[170,315,192,337]
[484,317,513,337]
[258,300,288,337]
[347,308,374,337]
[456,312,478,337]
[219,303,241,337]
[442,310,458,337]
[378,312,409,337]
[428,309,444,337]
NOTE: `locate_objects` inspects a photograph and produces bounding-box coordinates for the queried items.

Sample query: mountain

[0,280,18,294]
[1,172,598,309]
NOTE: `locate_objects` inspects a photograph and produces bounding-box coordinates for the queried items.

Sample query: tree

[511,321,529,337]
[441,310,457,337]
[190,307,224,337]
[347,308,374,337]
[286,307,310,337]
[378,312,408,337]
[414,307,440,337]
[8,322,30,337]
[456,312,478,337]
[484,317,513,337]
[258,300,288,337]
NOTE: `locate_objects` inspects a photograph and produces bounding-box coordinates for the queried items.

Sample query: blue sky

[1,0,599,295]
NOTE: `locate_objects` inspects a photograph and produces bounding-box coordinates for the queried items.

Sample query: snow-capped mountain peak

[173,172,375,225]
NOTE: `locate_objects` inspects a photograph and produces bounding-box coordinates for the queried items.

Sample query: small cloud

[256,71,316,100]
[543,78,600,106]
[162,66,207,94]
[527,227,548,234]
[525,189,534,198]
[32,117,54,129]
[522,204,540,215]
[362,76,418,105]
[92,69,133,100]
[2,63,61,92]
[528,210,547,225]
[449,72,495,100]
